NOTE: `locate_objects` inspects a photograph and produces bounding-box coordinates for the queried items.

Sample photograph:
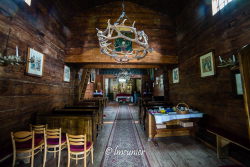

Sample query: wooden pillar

[239,45,250,140]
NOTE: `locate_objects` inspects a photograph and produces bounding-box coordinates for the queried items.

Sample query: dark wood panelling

[0,0,74,159]
[65,1,177,64]
[169,0,250,141]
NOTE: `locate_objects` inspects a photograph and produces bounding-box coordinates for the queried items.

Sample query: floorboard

[3,102,237,167]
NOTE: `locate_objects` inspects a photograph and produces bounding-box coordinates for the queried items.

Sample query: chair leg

[67,152,70,167]
[84,152,87,167]
[58,148,61,167]
[31,150,34,167]
[91,147,94,164]
[54,148,56,158]
[12,151,16,167]
[43,147,47,167]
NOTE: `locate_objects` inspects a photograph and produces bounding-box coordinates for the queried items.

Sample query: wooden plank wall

[65,1,177,61]
[169,0,250,141]
[0,0,75,158]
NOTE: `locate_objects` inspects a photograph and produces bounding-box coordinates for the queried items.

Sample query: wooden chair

[44,128,66,167]
[11,130,45,167]
[66,134,93,167]
[30,124,47,167]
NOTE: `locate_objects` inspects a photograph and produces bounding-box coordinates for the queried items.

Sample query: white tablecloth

[152,112,203,124]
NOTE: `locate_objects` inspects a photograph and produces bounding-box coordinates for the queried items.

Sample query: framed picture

[200,51,215,77]
[172,68,179,83]
[232,70,243,96]
[90,69,96,83]
[64,65,70,82]
[235,73,243,95]
[26,48,44,77]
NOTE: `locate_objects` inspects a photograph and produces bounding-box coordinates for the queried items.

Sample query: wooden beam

[65,48,178,64]
[80,64,161,69]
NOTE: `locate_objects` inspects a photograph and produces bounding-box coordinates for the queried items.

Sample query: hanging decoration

[96,0,152,63]
[115,69,134,81]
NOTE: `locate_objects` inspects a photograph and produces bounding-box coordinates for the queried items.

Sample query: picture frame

[232,70,243,96]
[200,51,215,77]
[172,68,179,83]
[64,65,70,82]
[26,48,44,77]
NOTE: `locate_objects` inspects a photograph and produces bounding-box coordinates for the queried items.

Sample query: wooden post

[239,45,250,140]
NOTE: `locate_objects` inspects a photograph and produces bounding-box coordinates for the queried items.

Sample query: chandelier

[115,69,133,81]
[96,1,152,63]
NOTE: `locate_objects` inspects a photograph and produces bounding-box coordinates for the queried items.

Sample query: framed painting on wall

[26,48,44,77]
[172,68,179,83]
[235,73,243,95]
[64,65,70,82]
[232,70,243,96]
[200,51,215,77]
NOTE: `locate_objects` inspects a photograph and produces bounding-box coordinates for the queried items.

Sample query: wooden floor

[5,102,237,167]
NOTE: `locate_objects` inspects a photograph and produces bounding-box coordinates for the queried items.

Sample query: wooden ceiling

[47,0,190,23]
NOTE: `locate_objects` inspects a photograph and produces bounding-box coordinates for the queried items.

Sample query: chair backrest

[30,124,47,135]
[66,134,87,151]
[11,131,35,149]
[46,128,62,145]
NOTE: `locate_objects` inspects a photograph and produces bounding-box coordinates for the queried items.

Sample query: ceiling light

[96,0,152,63]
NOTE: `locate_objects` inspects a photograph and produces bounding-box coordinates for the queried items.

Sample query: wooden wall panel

[65,1,177,64]
[0,0,74,159]
[169,0,250,141]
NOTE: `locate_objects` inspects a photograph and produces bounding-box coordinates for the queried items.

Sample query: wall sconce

[218,55,238,70]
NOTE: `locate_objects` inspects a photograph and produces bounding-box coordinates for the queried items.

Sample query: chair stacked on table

[11,124,93,167]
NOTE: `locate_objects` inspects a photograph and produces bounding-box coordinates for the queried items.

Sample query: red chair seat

[16,138,43,149]
[47,135,66,145]
[70,142,92,152]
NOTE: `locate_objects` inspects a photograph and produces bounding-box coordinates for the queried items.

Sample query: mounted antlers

[97,19,152,63]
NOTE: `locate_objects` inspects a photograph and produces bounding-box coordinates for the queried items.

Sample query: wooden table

[146,111,203,141]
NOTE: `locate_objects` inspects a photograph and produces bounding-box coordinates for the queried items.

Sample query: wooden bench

[36,111,97,142]
[62,106,103,130]
[207,128,250,159]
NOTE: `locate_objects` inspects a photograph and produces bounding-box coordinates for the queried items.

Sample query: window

[24,0,31,6]
[212,0,233,15]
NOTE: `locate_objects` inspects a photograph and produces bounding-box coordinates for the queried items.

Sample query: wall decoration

[200,52,215,77]
[90,69,96,83]
[26,48,44,77]
[234,73,243,95]
[64,65,70,82]
[172,68,179,83]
